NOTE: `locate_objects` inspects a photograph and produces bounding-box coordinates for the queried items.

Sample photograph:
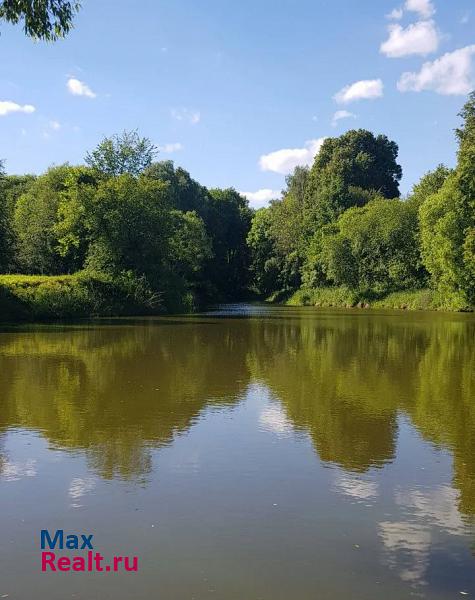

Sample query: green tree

[168,210,213,283]
[320,198,424,296]
[0,0,80,40]
[247,208,281,296]
[305,129,402,229]
[419,93,475,307]
[85,131,157,177]
[82,175,172,284]
[408,164,452,209]
[204,188,252,299]
[13,165,78,274]
[144,161,210,216]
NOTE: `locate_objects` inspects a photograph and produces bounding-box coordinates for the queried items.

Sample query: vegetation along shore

[1,94,475,321]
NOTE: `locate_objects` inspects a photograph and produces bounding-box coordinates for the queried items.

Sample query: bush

[0,271,164,321]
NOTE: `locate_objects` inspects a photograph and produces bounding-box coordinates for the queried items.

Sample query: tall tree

[304,129,402,229]
[419,93,475,307]
[0,0,80,40]
[14,165,76,274]
[85,131,157,177]
[204,188,252,299]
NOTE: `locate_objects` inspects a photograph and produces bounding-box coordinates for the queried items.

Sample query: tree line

[0,132,252,313]
[248,93,475,310]
[1,94,474,316]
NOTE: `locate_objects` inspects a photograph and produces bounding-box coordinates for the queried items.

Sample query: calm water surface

[0,304,474,599]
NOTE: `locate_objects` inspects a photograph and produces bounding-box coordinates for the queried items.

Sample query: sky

[0,0,474,208]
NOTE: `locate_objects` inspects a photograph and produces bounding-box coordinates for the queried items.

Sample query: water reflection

[0,310,474,512]
[0,307,474,597]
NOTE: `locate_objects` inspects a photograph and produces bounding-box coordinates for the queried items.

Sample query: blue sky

[1,0,474,207]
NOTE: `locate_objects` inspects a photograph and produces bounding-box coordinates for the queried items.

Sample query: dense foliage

[248,95,475,311]
[1,95,475,319]
[0,133,251,317]
[0,0,80,40]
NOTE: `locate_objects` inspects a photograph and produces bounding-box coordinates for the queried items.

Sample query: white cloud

[49,120,61,130]
[405,0,435,19]
[158,142,183,152]
[334,79,383,104]
[398,45,475,95]
[67,78,96,98]
[171,107,201,124]
[259,138,325,175]
[332,110,356,126]
[239,188,281,209]
[380,20,440,58]
[387,7,403,20]
[0,101,35,116]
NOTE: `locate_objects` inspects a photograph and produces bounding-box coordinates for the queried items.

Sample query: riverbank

[0,272,165,321]
[285,287,473,312]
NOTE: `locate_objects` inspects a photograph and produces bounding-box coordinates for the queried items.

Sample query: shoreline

[283,287,474,313]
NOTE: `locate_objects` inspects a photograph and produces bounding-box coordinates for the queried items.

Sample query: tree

[408,164,452,209]
[168,210,212,283]
[304,129,402,229]
[144,160,210,216]
[14,165,77,274]
[0,0,80,40]
[0,161,8,272]
[247,208,281,296]
[419,93,475,307]
[419,175,466,304]
[204,188,252,299]
[320,198,424,296]
[85,131,157,177]
[82,174,171,284]
[0,172,36,272]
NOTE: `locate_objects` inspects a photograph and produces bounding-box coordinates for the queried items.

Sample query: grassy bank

[286,287,473,312]
[0,272,164,322]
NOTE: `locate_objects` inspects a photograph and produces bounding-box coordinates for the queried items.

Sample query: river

[0,304,474,599]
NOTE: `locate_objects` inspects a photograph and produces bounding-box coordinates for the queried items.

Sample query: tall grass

[0,271,163,321]
[285,287,472,312]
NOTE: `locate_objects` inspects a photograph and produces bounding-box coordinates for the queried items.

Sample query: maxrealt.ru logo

[40,530,138,573]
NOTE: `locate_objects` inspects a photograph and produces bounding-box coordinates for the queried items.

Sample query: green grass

[286,287,473,312]
[0,271,163,322]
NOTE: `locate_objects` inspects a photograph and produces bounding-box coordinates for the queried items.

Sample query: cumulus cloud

[398,45,475,95]
[171,107,201,124]
[331,110,356,126]
[380,20,440,58]
[239,188,281,209]
[387,7,403,20]
[259,138,325,175]
[49,120,61,130]
[158,142,183,152]
[0,101,35,116]
[387,1,434,22]
[67,78,96,98]
[405,0,435,19]
[334,79,383,104]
